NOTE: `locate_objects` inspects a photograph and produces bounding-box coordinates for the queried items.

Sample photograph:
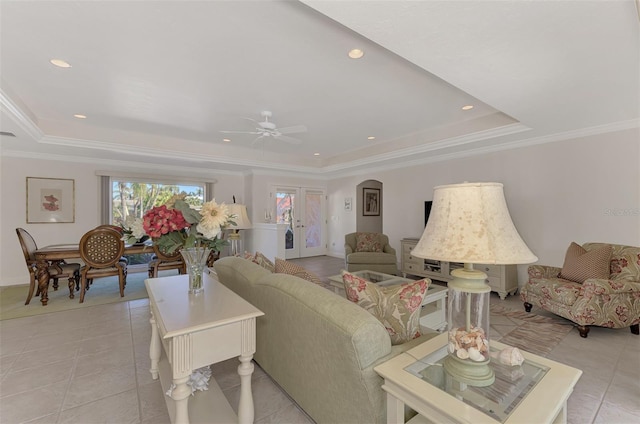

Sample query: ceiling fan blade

[220,130,261,134]
[251,135,266,146]
[240,117,260,125]
[274,134,303,145]
[277,125,307,135]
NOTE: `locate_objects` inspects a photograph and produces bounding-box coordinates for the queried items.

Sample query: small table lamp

[227,204,252,256]
[412,182,537,387]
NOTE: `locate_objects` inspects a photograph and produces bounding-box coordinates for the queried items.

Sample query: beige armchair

[521,242,640,338]
[344,232,398,275]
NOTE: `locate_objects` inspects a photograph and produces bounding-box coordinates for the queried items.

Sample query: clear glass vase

[180,247,212,294]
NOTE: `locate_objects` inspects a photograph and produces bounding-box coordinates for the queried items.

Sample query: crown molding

[325,119,640,179]
[0,90,43,141]
[1,150,244,178]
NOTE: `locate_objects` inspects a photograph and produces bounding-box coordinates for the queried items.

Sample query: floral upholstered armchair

[344,232,398,275]
[521,242,640,338]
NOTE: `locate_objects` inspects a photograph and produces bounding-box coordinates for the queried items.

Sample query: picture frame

[363,188,380,216]
[344,197,353,211]
[26,177,75,223]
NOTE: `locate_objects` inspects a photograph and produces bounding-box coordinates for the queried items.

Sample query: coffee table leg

[386,392,405,424]
[237,354,255,424]
[149,311,160,380]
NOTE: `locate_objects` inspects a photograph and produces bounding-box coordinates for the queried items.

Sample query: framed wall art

[27,177,75,223]
[363,188,380,216]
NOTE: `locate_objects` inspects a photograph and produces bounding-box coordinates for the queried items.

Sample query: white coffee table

[329,270,447,332]
[374,333,582,424]
[146,272,264,424]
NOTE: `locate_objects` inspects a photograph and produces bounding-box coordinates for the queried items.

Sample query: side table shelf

[401,238,519,300]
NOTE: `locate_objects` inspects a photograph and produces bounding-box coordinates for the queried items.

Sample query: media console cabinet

[401,238,519,300]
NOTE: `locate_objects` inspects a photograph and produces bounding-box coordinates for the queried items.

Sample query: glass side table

[404,344,549,422]
[374,333,582,424]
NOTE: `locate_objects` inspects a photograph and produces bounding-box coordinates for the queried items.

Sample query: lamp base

[228,231,241,256]
[443,354,495,387]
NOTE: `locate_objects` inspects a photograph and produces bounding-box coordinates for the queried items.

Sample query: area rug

[0,270,165,320]
[490,304,574,356]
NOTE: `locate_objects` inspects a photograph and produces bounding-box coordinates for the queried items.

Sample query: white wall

[3,128,638,287]
[0,157,245,286]
[327,128,640,287]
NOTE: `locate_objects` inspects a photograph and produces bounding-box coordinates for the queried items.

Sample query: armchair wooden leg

[631,324,639,335]
[524,302,532,312]
[577,325,590,338]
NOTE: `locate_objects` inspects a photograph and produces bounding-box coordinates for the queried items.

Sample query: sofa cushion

[346,252,397,265]
[559,242,612,283]
[275,258,324,285]
[355,232,382,252]
[525,277,582,306]
[342,271,429,345]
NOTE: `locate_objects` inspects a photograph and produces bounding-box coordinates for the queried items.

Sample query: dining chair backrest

[16,228,38,265]
[152,244,182,262]
[96,224,124,235]
[79,227,125,268]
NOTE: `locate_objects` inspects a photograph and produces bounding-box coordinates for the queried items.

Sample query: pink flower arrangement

[140,194,236,254]
[143,205,189,238]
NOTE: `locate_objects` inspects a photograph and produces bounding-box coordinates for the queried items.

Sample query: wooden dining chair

[78,227,127,303]
[16,228,80,304]
[148,244,186,278]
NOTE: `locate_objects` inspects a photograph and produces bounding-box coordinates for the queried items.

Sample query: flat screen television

[424,201,433,227]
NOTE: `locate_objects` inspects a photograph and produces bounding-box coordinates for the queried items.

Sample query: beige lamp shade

[227,204,252,230]
[412,182,537,265]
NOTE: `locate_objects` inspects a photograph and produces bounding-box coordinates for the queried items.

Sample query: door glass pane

[305,192,322,248]
[276,191,295,250]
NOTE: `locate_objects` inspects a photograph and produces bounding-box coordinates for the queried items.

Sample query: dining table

[34,242,152,306]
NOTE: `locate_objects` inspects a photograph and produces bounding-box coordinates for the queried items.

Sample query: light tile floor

[0,256,638,423]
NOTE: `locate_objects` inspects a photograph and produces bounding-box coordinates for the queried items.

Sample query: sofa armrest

[383,244,396,256]
[582,278,640,295]
[528,265,561,280]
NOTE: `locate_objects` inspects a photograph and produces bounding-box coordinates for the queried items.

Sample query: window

[104,177,207,267]
[111,180,205,226]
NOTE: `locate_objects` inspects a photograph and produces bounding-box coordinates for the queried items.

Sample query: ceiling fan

[220,111,307,145]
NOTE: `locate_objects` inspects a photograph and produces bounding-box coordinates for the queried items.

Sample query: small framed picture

[344,197,353,211]
[363,188,380,216]
[27,177,75,223]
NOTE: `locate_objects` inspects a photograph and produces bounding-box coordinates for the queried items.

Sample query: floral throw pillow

[254,251,275,273]
[559,242,612,283]
[355,232,382,252]
[275,258,324,285]
[342,271,430,345]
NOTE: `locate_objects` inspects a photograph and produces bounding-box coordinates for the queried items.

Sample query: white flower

[129,218,146,239]
[197,199,231,239]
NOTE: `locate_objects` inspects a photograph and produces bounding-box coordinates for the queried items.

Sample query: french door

[274,186,326,258]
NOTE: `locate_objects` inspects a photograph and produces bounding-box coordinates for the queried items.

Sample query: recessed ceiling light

[367,136,376,140]
[73,114,86,119]
[313,152,320,156]
[348,49,364,59]
[50,59,71,68]
[223,138,231,142]
[462,105,474,111]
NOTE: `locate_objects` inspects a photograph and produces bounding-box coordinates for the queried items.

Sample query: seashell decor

[490,346,525,366]
[448,326,489,362]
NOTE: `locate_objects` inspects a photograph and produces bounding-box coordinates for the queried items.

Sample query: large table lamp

[227,203,252,256]
[412,182,537,387]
